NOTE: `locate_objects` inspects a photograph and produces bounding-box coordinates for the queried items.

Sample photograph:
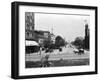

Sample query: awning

[26,40,39,46]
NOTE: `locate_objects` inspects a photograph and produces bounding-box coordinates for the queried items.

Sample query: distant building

[50,27,56,44]
[34,30,51,46]
[50,33,55,44]
[84,22,89,49]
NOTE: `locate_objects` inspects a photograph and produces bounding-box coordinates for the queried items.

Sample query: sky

[34,13,90,42]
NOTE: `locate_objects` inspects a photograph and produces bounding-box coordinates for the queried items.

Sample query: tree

[55,36,65,47]
[43,39,51,48]
[73,37,84,49]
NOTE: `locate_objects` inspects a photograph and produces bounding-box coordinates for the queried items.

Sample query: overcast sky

[34,13,90,42]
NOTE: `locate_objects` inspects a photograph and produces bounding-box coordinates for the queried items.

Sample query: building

[34,30,51,46]
[25,12,35,40]
[84,22,89,49]
[25,12,55,47]
[50,33,55,44]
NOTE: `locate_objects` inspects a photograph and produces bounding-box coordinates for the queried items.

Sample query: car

[79,49,84,54]
[73,48,79,54]
[73,48,84,55]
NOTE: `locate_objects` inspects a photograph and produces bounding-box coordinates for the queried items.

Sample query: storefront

[26,40,40,54]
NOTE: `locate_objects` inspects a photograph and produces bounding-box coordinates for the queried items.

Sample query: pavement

[25,45,89,61]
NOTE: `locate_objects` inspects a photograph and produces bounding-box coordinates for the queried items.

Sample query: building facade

[34,30,51,46]
[25,12,35,40]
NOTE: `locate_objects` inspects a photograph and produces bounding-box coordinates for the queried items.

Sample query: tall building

[25,12,35,40]
[84,22,89,49]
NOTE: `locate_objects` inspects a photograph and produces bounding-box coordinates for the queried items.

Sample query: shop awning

[26,40,39,46]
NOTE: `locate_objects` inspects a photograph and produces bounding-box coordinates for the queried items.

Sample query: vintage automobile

[73,48,84,54]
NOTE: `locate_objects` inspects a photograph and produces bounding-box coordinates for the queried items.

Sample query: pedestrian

[41,54,50,67]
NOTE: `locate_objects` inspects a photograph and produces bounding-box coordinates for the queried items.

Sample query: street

[25,44,89,61]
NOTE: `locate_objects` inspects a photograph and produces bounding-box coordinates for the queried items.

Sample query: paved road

[26,45,89,61]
